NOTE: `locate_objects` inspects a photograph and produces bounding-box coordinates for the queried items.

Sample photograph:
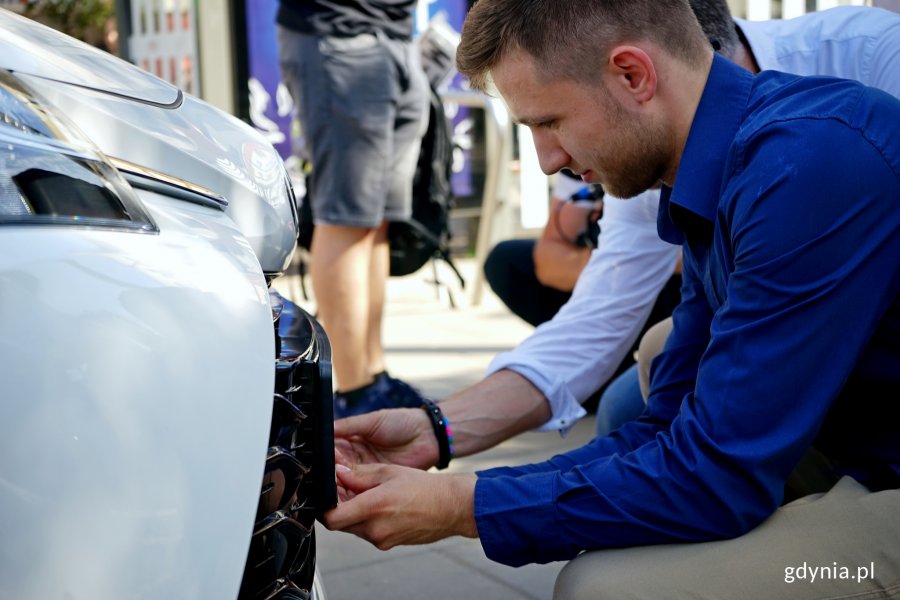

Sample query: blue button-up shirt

[474,55,900,568]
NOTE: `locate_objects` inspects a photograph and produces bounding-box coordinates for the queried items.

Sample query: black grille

[239,292,336,600]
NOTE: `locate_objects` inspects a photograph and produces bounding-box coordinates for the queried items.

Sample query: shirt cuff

[485,360,587,434]
[475,471,560,567]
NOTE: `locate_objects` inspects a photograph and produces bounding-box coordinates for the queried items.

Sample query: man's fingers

[323,507,389,548]
[334,441,354,467]
[325,463,406,530]
[332,414,363,438]
[323,487,377,531]
[336,463,391,494]
[333,411,385,439]
[336,481,356,502]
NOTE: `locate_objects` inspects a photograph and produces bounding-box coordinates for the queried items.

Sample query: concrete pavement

[273,256,596,600]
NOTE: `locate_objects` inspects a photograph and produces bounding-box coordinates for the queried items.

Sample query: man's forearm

[440,370,551,458]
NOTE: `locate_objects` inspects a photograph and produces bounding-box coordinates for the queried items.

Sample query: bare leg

[310,223,377,391]
[366,221,390,377]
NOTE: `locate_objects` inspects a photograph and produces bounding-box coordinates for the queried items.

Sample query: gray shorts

[277,27,429,228]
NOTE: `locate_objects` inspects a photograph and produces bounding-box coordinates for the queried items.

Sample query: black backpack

[388,85,463,286]
[296,85,464,287]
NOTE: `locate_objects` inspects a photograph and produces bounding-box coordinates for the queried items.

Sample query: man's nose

[531,130,570,175]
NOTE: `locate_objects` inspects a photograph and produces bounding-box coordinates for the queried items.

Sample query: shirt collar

[658,54,754,244]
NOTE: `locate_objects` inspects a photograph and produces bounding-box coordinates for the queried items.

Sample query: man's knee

[637,316,673,401]
[484,239,534,296]
[555,553,615,600]
[554,547,673,600]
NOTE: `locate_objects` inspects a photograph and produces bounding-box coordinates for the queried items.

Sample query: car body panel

[0,7,334,597]
[15,73,299,276]
[1,7,299,276]
[0,192,274,598]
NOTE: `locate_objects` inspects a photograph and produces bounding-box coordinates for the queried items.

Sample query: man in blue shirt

[324,0,900,596]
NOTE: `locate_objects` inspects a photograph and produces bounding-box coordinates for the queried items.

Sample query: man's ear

[607,46,657,105]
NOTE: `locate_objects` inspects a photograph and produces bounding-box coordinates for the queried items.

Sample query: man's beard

[591,96,670,199]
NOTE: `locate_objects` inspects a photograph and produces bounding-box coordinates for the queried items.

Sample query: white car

[0,9,333,599]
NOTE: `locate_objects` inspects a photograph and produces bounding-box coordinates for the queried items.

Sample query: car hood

[0,8,179,106]
[0,8,298,274]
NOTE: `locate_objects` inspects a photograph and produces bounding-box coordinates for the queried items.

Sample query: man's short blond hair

[457,0,709,92]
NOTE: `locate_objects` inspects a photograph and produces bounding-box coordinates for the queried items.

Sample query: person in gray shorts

[277,0,429,417]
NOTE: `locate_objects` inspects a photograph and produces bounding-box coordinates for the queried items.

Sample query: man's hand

[533,196,597,291]
[323,464,478,549]
[333,370,551,471]
[333,408,439,470]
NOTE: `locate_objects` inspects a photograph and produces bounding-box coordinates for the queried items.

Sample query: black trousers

[483,239,571,327]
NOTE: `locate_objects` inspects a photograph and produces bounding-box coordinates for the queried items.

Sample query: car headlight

[0,70,156,232]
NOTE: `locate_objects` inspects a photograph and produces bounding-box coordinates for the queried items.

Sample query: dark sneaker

[379,373,428,409]
[333,372,427,419]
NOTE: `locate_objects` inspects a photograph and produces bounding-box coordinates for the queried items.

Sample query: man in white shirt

[333,4,900,468]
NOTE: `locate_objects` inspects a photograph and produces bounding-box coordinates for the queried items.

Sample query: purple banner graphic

[245,0,293,160]
[423,0,477,198]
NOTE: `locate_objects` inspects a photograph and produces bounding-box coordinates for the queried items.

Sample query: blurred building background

[3,0,896,301]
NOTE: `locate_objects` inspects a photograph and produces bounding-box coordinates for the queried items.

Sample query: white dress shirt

[487,190,678,431]
[737,6,900,97]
